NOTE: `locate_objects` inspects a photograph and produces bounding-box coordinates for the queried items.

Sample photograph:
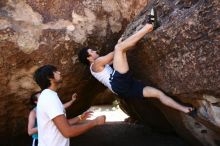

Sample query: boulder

[119,0,220,145]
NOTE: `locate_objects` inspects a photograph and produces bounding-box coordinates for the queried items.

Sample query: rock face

[119,0,220,145]
[0,0,148,144]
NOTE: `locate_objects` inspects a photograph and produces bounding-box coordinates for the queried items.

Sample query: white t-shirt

[90,64,114,92]
[37,89,69,146]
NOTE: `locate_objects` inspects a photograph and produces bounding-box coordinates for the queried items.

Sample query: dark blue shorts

[110,70,145,99]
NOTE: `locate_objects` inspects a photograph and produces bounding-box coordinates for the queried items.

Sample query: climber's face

[87,49,100,60]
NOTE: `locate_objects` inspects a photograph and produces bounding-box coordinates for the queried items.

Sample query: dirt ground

[70,122,190,146]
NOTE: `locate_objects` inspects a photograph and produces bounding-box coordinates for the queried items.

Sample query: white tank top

[90,63,113,92]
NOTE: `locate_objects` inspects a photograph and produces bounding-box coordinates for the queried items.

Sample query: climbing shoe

[148,8,160,30]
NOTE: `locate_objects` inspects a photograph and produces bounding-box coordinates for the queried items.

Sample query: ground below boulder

[70,122,189,146]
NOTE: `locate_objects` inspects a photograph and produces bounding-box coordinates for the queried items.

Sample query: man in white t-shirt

[34,65,106,146]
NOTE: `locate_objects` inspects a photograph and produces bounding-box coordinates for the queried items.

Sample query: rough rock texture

[118,0,220,145]
[0,0,149,145]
